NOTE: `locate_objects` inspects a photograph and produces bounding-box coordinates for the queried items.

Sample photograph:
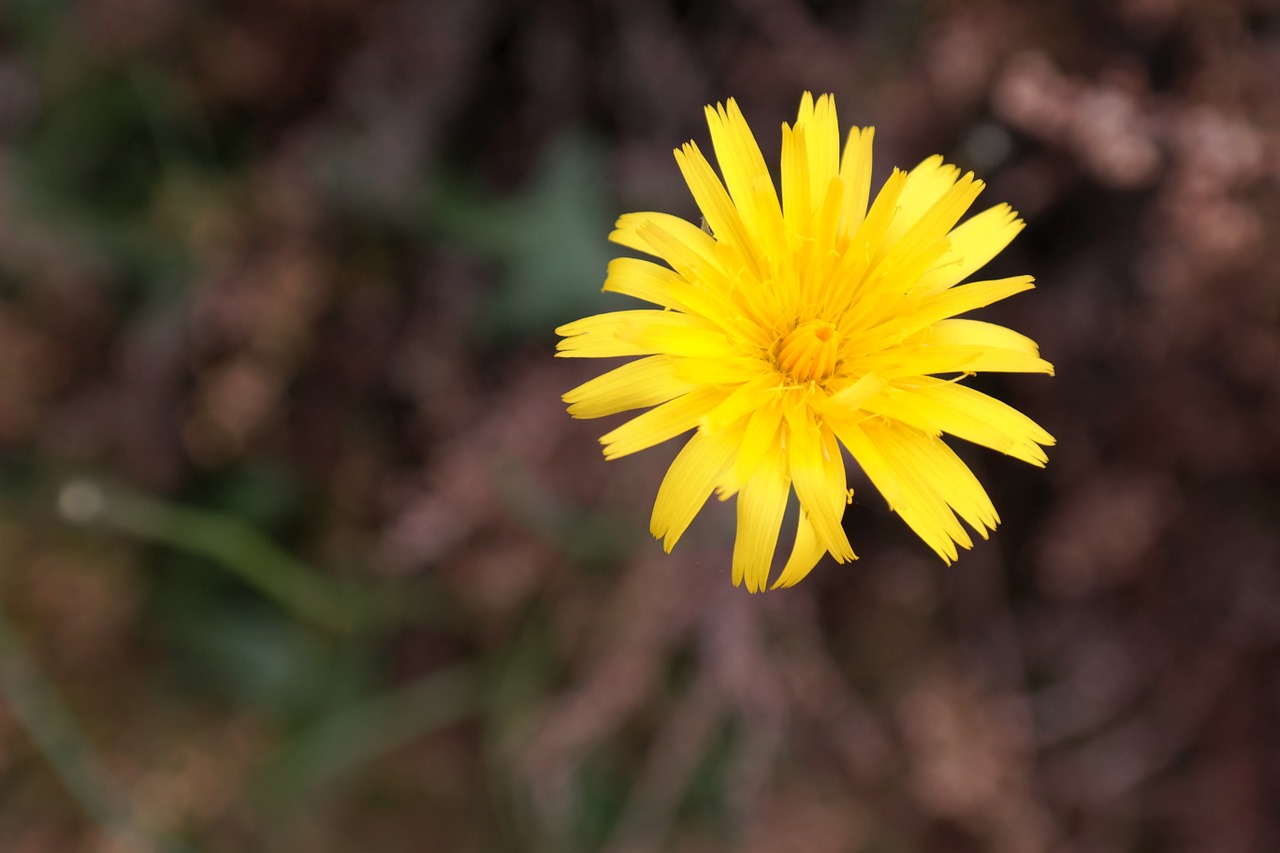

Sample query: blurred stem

[0,607,192,853]
[260,661,483,804]
[67,480,431,635]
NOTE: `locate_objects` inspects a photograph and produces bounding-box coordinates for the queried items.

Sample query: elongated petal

[928,318,1047,356]
[800,93,840,208]
[917,203,1025,294]
[724,394,785,492]
[883,155,964,246]
[674,140,756,260]
[555,311,652,358]
[786,407,855,561]
[673,356,764,386]
[771,511,831,589]
[867,378,1055,465]
[876,173,985,293]
[602,257,744,335]
[923,275,1037,320]
[601,256,685,308]
[617,213,780,336]
[610,212,737,301]
[781,121,811,238]
[556,310,731,359]
[706,99,787,261]
[564,355,699,418]
[610,211,717,261]
[882,319,1054,385]
[825,373,886,416]
[867,275,1036,343]
[733,444,790,592]
[896,345,1050,376]
[555,309,652,338]
[651,427,739,550]
[614,312,736,358]
[804,178,846,290]
[871,422,999,541]
[601,256,722,320]
[701,374,776,435]
[600,386,727,459]
[838,126,874,236]
[828,168,907,320]
[830,417,969,562]
[846,194,983,341]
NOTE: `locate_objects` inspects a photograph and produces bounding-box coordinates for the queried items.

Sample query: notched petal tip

[553,337,585,358]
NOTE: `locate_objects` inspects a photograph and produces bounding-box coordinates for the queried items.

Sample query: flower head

[557,93,1054,591]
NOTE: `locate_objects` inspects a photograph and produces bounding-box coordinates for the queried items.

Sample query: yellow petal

[838,126,875,236]
[916,203,1025,294]
[855,307,1054,376]
[557,310,731,359]
[556,309,642,338]
[889,344,1050,376]
[732,444,790,592]
[795,91,815,124]
[876,173,985,292]
[807,176,846,268]
[674,140,756,262]
[828,168,907,320]
[673,355,765,386]
[824,373,887,417]
[601,257,684,308]
[793,176,847,312]
[617,213,779,337]
[869,377,1054,466]
[785,408,855,561]
[705,99,786,261]
[871,423,999,541]
[928,318,1046,356]
[781,121,811,239]
[875,275,1036,342]
[650,427,739,551]
[701,374,775,435]
[799,93,840,208]
[610,210,710,252]
[600,386,727,459]
[599,252,742,325]
[563,355,699,419]
[830,417,968,562]
[602,256,729,322]
[725,395,784,493]
[819,425,855,556]
[883,155,964,246]
[614,311,736,358]
[770,511,832,589]
[610,212,722,280]
[555,311,652,358]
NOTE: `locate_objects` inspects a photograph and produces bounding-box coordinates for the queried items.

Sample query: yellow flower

[556,93,1054,591]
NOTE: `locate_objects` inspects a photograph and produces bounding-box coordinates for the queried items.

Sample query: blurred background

[0,0,1278,851]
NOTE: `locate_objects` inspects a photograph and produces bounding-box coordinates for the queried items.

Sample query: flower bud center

[776,319,839,382]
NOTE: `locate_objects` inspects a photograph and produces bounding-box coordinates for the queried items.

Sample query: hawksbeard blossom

[556,93,1054,591]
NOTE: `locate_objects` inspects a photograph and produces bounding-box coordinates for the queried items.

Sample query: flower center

[775,319,840,383]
